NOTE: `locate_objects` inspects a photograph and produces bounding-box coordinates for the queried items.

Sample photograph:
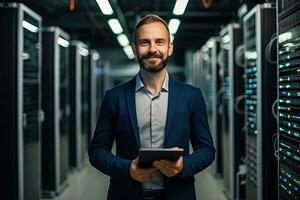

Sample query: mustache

[142,51,163,59]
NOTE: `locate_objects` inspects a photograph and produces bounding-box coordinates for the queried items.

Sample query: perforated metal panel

[277,1,300,199]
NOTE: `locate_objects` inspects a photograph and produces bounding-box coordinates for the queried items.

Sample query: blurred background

[0,0,299,199]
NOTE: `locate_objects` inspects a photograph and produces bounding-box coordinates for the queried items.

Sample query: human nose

[148,41,157,52]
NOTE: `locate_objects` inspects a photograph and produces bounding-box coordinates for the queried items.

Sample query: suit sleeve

[180,88,216,179]
[88,91,132,181]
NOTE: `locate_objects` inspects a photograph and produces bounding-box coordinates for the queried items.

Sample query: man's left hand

[153,156,183,177]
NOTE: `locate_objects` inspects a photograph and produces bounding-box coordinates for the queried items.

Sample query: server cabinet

[277,1,300,199]
[89,50,101,142]
[219,23,245,200]
[201,46,211,104]
[41,27,70,197]
[195,50,205,91]
[191,50,203,89]
[95,58,104,118]
[69,41,89,169]
[202,38,223,177]
[0,3,42,200]
[243,4,277,200]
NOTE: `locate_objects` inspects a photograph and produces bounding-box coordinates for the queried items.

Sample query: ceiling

[8,0,266,65]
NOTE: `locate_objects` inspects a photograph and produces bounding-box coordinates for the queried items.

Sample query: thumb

[170,147,182,150]
[132,157,139,165]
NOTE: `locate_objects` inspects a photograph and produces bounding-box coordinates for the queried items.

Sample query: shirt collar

[135,72,169,93]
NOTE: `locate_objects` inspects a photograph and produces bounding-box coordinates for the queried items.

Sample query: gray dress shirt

[135,72,169,190]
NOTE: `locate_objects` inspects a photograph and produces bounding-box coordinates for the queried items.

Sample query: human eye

[139,40,149,46]
[156,39,166,45]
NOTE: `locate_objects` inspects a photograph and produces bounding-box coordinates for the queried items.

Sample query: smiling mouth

[146,56,161,60]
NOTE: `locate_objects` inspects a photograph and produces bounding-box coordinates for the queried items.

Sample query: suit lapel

[164,76,177,147]
[126,77,141,148]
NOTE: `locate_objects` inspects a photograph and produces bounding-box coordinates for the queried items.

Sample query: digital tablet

[138,148,183,168]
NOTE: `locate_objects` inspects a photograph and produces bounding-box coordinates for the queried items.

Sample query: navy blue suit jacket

[89,75,215,200]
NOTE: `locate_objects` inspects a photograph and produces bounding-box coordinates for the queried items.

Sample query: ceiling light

[123,45,135,59]
[168,19,181,34]
[108,19,123,34]
[57,37,70,47]
[22,20,38,33]
[96,0,113,15]
[92,52,100,60]
[79,47,89,57]
[117,34,130,47]
[173,0,189,15]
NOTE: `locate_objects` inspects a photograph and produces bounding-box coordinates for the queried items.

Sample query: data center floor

[43,158,227,200]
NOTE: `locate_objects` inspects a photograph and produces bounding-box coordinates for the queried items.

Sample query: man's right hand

[129,157,157,182]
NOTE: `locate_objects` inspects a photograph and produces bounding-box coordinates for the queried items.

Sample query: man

[89,14,215,200]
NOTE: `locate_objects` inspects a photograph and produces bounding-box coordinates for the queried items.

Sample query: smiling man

[89,14,215,200]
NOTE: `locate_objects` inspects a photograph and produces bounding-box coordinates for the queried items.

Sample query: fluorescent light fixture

[22,20,38,33]
[117,34,130,47]
[96,0,113,15]
[108,19,123,34]
[123,45,135,59]
[168,19,180,34]
[79,47,89,57]
[57,37,70,47]
[173,0,189,15]
[92,52,100,60]
[170,34,174,42]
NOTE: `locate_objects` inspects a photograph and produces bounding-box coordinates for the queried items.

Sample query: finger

[159,167,173,177]
[153,161,164,169]
[153,161,173,175]
[160,156,183,167]
[160,159,177,168]
[170,147,183,151]
[132,157,139,165]
[176,156,183,167]
[154,161,172,170]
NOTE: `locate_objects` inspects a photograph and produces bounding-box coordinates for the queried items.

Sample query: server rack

[219,23,246,200]
[196,50,205,91]
[201,46,211,104]
[95,58,104,117]
[185,50,200,87]
[41,27,70,197]
[202,38,223,177]
[69,41,89,169]
[243,4,277,200]
[0,3,42,200]
[277,1,300,199]
[89,50,101,141]
[192,50,204,89]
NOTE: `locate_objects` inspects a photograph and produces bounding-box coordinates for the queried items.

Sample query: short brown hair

[133,14,170,44]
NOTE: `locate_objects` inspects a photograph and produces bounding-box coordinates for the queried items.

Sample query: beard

[137,51,169,73]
